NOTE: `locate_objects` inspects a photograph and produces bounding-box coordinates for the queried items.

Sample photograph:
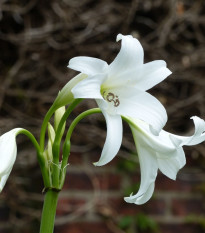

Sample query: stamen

[103,92,120,107]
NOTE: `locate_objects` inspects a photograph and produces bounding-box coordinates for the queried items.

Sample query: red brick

[101,197,166,216]
[131,170,204,193]
[130,171,195,193]
[172,199,205,216]
[159,223,201,233]
[56,198,86,216]
[55,222,114,233]
[63,173,93,190]
[155,173,201,192]
[63,172,122,191]
[68,152,84,164]
[96,173,122,190]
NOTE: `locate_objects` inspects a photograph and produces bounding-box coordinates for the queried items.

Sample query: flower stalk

[39,189,59,233]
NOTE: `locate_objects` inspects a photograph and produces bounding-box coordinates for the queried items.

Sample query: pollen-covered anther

[103,92,120,107]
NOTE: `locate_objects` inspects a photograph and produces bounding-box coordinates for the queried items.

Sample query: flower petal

[157,147,186,180]
[0,168,12,192]
[68,56,108,75]
[94,107,122,166]
[108,34,144,79]
[106,60,171,91]
[0,128,22,175]
[115,87,167,134]
[127,118,178,154]
[124,142,158,205]
[71,74,106,99]
[134,60,172,91]
[170,116,205,146]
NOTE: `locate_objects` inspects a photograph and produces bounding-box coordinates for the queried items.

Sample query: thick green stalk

[39,189,59,233]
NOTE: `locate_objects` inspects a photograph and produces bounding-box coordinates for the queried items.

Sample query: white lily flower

[68,34,172,166]
[0,128,23,192]
[124,116,205,205]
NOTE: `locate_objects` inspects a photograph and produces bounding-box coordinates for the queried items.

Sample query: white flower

[68,34,172,166]
[124,116,205,205]
[0,128,23,192]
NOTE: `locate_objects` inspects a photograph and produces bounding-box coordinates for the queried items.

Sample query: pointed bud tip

[93,161,104,167]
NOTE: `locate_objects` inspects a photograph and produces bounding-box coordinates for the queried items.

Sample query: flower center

[102,91,120,107]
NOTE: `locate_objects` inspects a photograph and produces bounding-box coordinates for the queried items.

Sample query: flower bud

[0,128,23,192]
[54,106,66,134]
[53,73,87,108]
[46,123,55,162]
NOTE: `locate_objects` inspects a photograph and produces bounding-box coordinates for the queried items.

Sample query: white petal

[170,116,205,146]
[94,109,122,166]
[0,168,12,192]
[108,34,144,79]
[124,142,158,205]
[135,60,172,91]
[68,56,108,75]
[115,87,167,134]
[71,74,106,99]
[183,116,205,145]
[127,119,177,154]
[157,147,186,180]
[106,60,171,91]
[125,183,155,205]
[0,128,22,175]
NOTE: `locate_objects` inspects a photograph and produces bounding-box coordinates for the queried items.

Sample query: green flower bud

[54,106,66,132]
[53,73,87,108]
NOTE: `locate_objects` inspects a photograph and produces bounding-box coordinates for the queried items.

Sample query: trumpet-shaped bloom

[0,128,22,192]
[124,116,205,205]
[68,34,172,166]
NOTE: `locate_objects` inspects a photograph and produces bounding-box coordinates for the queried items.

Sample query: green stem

[17,129,40,152]
[52,99,82,188]
[59,108,101,187]
[39,189,59,233]
[40,105,57,152]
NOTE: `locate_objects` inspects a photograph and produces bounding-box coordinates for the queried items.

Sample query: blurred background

[0,0,205,232]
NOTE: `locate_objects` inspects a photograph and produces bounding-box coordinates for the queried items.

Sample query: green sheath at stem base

[39,189,59,233]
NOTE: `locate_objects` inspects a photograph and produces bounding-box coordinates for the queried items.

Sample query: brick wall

[1,122,204,233]
[53,149,205,233]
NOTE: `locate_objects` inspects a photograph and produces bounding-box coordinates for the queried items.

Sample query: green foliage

[118,213,159,233]
[136,213,159,232]
[117,153,139,173]
[118,215,133,230]
[186,214,205,229]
